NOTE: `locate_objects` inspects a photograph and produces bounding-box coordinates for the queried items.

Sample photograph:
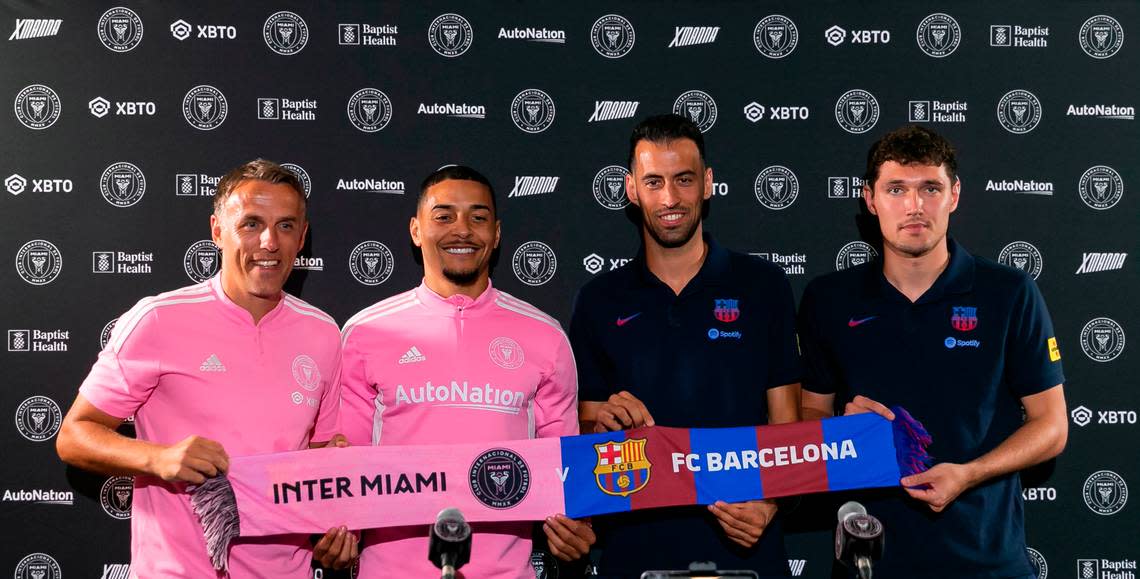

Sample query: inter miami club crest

[99,162,147,208]
[14,84,62,130]
[14,553,62,579]
[470,448,531,509]
[1082,470,1128,515]
[673,90,717,133]
[592,165,630,210]
[950,306,978,331]
[510,89,555,133]
[835,241,878,271]
[916,13,961,58]
[183,239,220,283]
[1079,317,1125,363]
[428,13,473,57]
[15,395,62,442]
[347,88,393,133]
[489,336,525,370]
[263,11,309,55]
[512,241,557,286]
[182,85,228,130]
[754,165,799,210]
[835,89,880,134]
[280,163,312,198]
[594,439,651,497]
[15,239,63,285]
[98,7,144,52]
[1025,547,1048,579]
[348,240,395,285]
[1078,165,1123,210]
[291,355,321,391]
[1079,15,1123,59]
[101,475,134,519]
[996,90,1042,134]
[100,318,119,350]
[590,14,635,58]
[753,15,798,58]
[998,241,1043,280]
[714,299,740,323]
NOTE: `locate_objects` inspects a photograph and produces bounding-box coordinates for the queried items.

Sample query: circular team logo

[15,240,63,286]
[100,318,119,350]
[1078,165,1124,210]
[100,476,133,519]
[14,553,61,579]
[15,396,62,442]
[835,241,878,271]
[512,241,557,286]
[753,165,799,210]
[182,85,228,131]
[469,448,531,509]
[835,89,880,134]
[291,354,321,391]
[996,90,1042,134]
[510,89,555,134]
[14,84,61,130]
[183,239,220,283]
[753,15,798,59]
[916,13,961,58]
[1079,15,1124,59]
[489,336,525,370]
[1026,547,1048,579]
[280,162,312,198]
[348,241,394,286]
[347,88,393,133]
[428,13,473,57]
[1083,470,1128,515]
[263,11,309,55]
[673,90,717,133]
[590,14,635,58]
[997,241,1043,280]
[1080,317,1126,362]
[99,162,147,208]
[592,165,630,210]
[98,7,143,52]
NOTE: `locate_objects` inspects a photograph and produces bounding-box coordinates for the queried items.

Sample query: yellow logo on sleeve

[1048,337,1061,362]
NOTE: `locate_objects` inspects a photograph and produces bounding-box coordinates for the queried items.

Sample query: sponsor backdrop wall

[2,1,1136,578]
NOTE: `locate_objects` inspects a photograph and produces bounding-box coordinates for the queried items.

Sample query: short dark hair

[628,114,707,171]
[864,125,958,188]
[418,165,497,214]
[213,159,306,214]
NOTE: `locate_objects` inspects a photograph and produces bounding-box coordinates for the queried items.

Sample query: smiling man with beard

[569,115,803,577]
[339,165,594,577]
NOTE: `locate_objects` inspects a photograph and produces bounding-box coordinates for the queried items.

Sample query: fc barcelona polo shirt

[797,238,1065,578]
[570,232,801,577]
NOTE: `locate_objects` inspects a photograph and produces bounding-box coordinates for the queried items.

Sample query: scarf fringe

[189,475,241,571]
[890,405,933,478]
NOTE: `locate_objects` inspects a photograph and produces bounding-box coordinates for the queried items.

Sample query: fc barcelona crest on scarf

[714,299,740,323]
[594,439,651,497]
[951,306,978,331]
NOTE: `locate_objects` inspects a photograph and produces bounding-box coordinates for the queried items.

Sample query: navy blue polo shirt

[569,233,801,578]
[797,238,1065,579]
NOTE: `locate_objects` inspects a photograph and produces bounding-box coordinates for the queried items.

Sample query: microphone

[428,507,472,579]
[834,501,884,579]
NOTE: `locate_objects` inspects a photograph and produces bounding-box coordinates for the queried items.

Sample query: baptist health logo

[828,176,865,199]
[93,251,154,274]
[257,97,317,121]
[1077,558,1138,578]
[339,23,398,46]
[8,329,69,353]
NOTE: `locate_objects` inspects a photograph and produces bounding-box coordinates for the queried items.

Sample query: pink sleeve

[310,338,343,443]
[339,332,379,446]
[78,305,162,419]
[533,332,579,438]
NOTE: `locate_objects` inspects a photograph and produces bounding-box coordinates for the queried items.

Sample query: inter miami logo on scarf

[593,439,651,497]
[714,299,740,323]
[951,306,978,331]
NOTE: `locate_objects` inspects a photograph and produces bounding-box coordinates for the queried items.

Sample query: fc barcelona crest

[714,299,740,323]
[951,306,977,332]
[594,439,651,497]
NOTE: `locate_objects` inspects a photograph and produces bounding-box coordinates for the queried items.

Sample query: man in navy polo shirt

[570,114,802,577]
[798,125,1068,578]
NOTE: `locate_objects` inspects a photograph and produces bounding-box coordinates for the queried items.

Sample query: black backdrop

[2,2,1136,578]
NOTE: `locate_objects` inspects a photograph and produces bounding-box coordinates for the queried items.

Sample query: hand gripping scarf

[192,408,931,571]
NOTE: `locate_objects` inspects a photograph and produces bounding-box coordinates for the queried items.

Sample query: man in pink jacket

[340,165,594,577]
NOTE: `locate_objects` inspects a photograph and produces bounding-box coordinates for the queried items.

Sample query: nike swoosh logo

[848,316,878,327]
[616,313,641,327]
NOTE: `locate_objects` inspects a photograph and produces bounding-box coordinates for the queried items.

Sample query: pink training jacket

[79,277,342,579]
[341,280,578,579]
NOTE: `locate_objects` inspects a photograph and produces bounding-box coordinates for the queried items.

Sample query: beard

[641,210,701,249]
[442,265,482,286]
